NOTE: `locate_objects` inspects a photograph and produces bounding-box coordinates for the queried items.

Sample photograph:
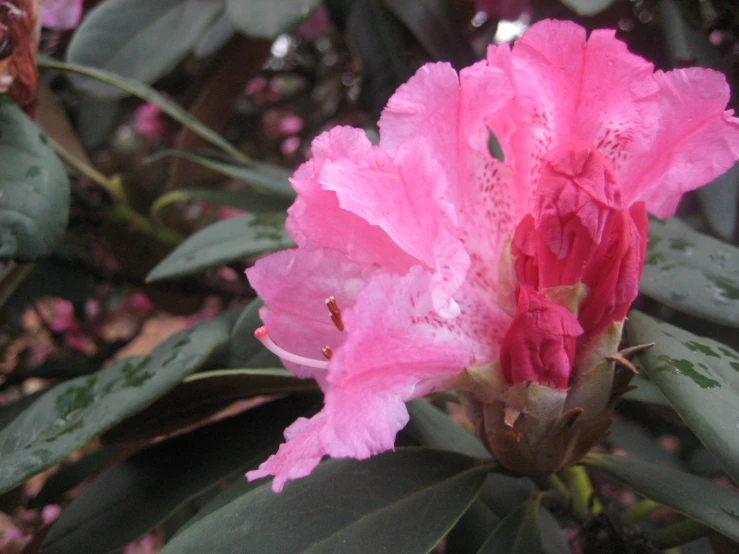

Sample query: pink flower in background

[473,0,528,21]
[246,19,739,492]
[132,102,167,141]
[40,0,82,30]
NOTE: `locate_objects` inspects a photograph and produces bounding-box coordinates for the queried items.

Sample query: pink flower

[40,0,83,30]
[246,19,739,491]
[473,0,528,21]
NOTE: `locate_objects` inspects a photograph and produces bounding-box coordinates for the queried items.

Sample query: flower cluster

[247,19,739,491]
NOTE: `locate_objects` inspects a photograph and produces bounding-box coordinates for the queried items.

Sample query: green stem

[651,519,710,550]
[622,498,661,524]
[561,466,602,522]
[107,204,183,247]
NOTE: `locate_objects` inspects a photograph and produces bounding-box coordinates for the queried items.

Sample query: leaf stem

[561,465,602,522]
[621,498,661,524]
[651,518,710,549]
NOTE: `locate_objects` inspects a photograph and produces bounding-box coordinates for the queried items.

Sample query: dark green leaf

[159,448,490,554]
[382,0,475,68]
[0,391,44,433]
[621,372,671,408]
[607,420,682,468]
[147,213,294,282]
[228,298,281,368]
[150,187,292,225]
[101,368,317,444]
[0,311,237,494]
[627,311,739,484]
[148,150,295,199]
[640,218,739,328]
[66,0,223,99]
[405,399,490,458]
[41,395,320,554]
[478,497,542,554]
[226,0,321,39]
[0,99,69,260]
[447,500,501,554]
[584,453,739,542]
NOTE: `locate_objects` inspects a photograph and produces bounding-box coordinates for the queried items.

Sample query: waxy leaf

[584,453,739,543]
[406,399,490,458]
[0,100,69,260]
[478,497,543,554]
[627,310,739,484]
[560,0,618,16]
[226,0,321,39]
[101,368,316,444]
[0,311,237,494]
[228,298,281,368]
[159,448,490,554]
[66,0,224,99]
[640,218,739,327]
[42,395,320,554]
[147,213,294,281]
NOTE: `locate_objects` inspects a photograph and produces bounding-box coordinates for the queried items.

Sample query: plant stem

[621,498,661,524]
[561,465,602,522]
[107,204,183,247]
[651,519,710,550]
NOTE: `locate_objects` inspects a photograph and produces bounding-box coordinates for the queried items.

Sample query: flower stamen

[325,296,344,331]
[254,326,329,369]
[322,346,333,360]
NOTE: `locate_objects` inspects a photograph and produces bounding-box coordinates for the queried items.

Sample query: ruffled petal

[246,248,370,384]
[246,412,328,493]
[622,68,739,217]
[322,266,510,458]
[40,0,83,29]
[288,127,416,272]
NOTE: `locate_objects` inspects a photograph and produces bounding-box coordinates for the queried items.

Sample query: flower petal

[40,0,83,30]
[246,247,370,384]
[322,267,509,458]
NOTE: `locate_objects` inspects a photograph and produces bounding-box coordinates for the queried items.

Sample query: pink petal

[246,412,329,492]
[320,137,469,314]
[378,62,521,301]
[246,248,370,384]
[288,127,416,273]
[40,0,83,30]
[322,266,509,458]
[622,68,739,218]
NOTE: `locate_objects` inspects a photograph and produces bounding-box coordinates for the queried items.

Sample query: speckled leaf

[41,395,320,554]
[159,448,489,554]
[478,498,543,554]
[147,213,294,282]
[627,310,739,484]
[584,453,739,542]
[0,99,69,260]
[0,311,237,495]
[66,0,224,99]
[101,368,316,444]
[226,0,321,39]
[640,218,739,327]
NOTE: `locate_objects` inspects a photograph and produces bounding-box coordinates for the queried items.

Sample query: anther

[254,326,329,369]
[322,346,333,360]
[325,296,344,332]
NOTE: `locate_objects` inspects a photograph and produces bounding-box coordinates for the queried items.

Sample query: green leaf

[38,57,248,165]
[148,150,295,199]
[447,500,501,554]
[41,395,320,554]
[405,399,490,458]
[150,187,291,226]
[101,368,317,444]
[0,99,70,260]
[640,217,739,328]
[626,310,739,484]
[382,0,475,69]
[226,0,321,39]
[584,453,739,543]
[478,497,542,554]
[147,213,293,281]
[620,372,671,408]
[0,311,237,495]
[559,0,617,16]
[66,0,224,99]
[159,448,490,554]
[228,298,281,368]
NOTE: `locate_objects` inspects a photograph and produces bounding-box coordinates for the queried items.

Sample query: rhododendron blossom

[246,19,739,492]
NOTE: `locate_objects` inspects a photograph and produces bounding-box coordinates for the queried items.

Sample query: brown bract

[0,0,39,112]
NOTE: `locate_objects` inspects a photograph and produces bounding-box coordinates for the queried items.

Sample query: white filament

[254,326,329,369]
